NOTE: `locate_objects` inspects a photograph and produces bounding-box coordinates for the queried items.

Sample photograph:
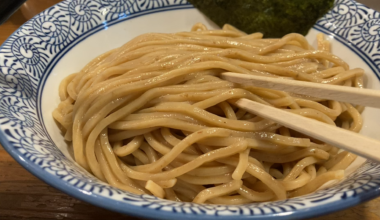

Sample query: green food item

[188,0,334,38]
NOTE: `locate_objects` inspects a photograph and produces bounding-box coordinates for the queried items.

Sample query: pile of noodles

[53,23,364,204]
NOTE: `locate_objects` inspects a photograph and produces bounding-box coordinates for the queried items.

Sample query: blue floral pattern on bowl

[0,0,380,219]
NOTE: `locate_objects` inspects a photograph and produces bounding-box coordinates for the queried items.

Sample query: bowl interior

[1,0,380,219]
[42,8,380,179]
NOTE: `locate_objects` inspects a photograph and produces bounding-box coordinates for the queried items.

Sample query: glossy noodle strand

[53,23,363,204]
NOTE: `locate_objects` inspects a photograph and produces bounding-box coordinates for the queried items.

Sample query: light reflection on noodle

[53,23,363,204]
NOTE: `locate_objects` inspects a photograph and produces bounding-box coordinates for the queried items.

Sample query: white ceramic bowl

[1,0,380,219]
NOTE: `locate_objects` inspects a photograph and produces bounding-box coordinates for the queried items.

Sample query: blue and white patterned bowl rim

[1,0,380,219]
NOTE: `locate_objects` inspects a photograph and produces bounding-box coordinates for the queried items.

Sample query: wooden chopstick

[221,72,380,108]
[235,98,380,163]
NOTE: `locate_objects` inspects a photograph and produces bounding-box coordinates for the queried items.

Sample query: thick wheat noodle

[132,149,149,164]
[238,185,274,201]
[317,166,328,176]
[113,136,144,157]
[78,76,232,132]
[282,171,311,190]
[95,140,146,194]
[140,102,275,131]
[140,143,158,162]
[110,118,206,131]
[295,99,341,119]
[290,170,345,197]
[283,163,292,177]
[232,149,250,180]
[125,112,205,125]
[53,23,364,204]
[118,141,248,181]
[194,144,286,200]
[324,151,355,170]
[208,195,252,205]
[218,102,237,119]
[330,153,357,171]
[306,165,317,180]
[145,180,165,198]
[143,132,198,163]
[160,128,199,155]
[263,162,274,173]
[147,89,229,105]
[79,69,235,170]
[285,108,336,125]
[100,129,147,191]
[250,148,330,163]
[193,180,243,203]
[178,173,248,185]
[283,156,321,181]
[164,188,181,202]
[108,128,157,142]
[269,168,284,179]
[137,128,231,172]
[187,137,298,154]
[187,166,236,176]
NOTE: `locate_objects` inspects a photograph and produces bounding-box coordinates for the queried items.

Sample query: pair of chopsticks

[221,72,380,163]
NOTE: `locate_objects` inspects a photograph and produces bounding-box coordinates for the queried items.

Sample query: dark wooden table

[0,1,380,219]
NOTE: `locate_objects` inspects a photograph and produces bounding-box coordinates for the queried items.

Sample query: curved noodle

[53,23,364,204]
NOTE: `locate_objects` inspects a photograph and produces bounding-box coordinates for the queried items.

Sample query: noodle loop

[53,23,363,204]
